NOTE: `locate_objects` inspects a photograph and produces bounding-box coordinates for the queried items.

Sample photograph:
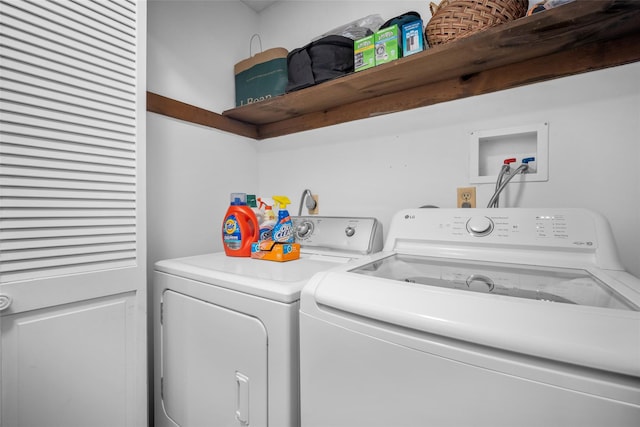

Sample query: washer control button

[345,226,356,237]
[466,216,494,236]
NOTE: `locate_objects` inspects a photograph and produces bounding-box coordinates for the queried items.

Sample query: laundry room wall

[254,2,640,277]
[146,0,640,279]
[147,0,260,272]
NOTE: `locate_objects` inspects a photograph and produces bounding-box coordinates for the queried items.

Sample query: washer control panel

[386,208,622,280]
[292,216,383,255]
[392,208,606,249]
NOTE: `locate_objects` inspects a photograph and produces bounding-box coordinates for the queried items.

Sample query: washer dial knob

[345,226,356,237]
[466,216,494,236]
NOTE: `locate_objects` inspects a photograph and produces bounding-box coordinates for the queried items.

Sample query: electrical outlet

[457,187,476,208]
[309,194,319,215]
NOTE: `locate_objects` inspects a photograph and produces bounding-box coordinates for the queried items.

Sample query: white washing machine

[153,216,382,427]
[300,208,640,427]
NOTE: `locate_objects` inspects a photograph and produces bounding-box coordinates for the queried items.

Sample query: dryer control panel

[292,216,383,256]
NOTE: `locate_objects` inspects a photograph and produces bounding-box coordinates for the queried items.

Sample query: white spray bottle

[257,197,276,241]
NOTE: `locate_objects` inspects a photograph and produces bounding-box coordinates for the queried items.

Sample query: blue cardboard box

[402,20,424,57]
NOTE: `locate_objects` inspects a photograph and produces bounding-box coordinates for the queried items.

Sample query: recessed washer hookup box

[375,25,400,65]
[354,34,375,72]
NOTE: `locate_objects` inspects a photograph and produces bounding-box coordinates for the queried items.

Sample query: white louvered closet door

[0,1,147,426]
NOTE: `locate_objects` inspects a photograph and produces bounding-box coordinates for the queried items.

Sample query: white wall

[147,0,640,278]
[256,64,640,276]
[255,2,640,277]
[147,0,260,272]
[258,1,430,47]
[147,0,260,111]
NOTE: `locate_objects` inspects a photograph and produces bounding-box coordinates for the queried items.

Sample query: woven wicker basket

[426,0,529,46]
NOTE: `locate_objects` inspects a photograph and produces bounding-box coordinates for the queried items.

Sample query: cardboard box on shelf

[402,20,424,56]
[354,34,375,72]
[374,25,400,65]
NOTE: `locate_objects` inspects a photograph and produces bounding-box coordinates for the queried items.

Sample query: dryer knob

[0,294,12,312]
[466,216,494,236]
[345,226,356,237]
[296,221,314,239]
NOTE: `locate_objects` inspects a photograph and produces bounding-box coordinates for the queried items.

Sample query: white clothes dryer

[153,216,382,427]
[300,208,640,427]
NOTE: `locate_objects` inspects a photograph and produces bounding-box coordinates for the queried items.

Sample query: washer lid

[155,252,352,303]
[353,254,638,310]
[305,265,640,377]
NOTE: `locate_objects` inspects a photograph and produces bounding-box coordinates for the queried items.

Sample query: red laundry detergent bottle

[222,193,259,257]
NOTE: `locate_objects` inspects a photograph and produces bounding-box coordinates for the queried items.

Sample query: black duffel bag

[285,35,354,93]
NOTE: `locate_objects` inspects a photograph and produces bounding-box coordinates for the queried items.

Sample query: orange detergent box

[251,241,300,262]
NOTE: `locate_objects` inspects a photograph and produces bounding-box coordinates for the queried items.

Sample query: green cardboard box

[354,35,375,72]
[374,25,400,66]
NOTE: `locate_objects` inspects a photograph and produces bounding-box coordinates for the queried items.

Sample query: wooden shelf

[148,0,640,140]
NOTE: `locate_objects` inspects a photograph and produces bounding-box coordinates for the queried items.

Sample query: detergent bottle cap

[230,192,247,206]
[272,196,291,209]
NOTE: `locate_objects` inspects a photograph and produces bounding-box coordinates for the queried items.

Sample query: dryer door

[161,290,267,427]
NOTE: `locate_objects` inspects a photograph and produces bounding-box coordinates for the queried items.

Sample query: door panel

[0,0,138,284]
[1,294,136,427]
[162,290,268,427]
[0,0,147,425]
